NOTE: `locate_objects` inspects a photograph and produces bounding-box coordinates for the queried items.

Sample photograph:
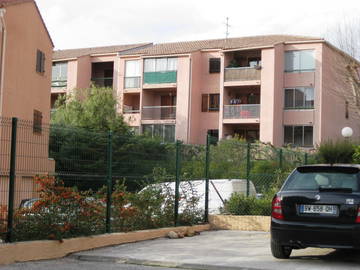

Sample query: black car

[271,164,360,259]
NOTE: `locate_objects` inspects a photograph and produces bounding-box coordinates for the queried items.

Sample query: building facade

[0,0,55,208]
[52,35,360,148]
[51,43,152,109]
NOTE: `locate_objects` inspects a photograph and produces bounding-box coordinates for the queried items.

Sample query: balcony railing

[142,106,176,120]
[143,71,177,84]
[223,104,260,119]
[91,77,113,88]
[123,105,140,114]
[124,76,141,89]
[224,67,261,82]
[51,79,67,87]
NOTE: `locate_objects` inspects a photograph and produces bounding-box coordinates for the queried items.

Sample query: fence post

[204,134,210,223]
[174,140,181,226]
[246,142,251,197]
[304,153,308,165]
[6,117,18,243]
[105,131,113,233]
[279,149,283,170]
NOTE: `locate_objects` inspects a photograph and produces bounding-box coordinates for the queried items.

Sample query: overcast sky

[35,0,360,50]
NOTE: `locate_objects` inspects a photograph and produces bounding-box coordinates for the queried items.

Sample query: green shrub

[222,193,271,216]
[352,145,360,163]
[317,140,355,164]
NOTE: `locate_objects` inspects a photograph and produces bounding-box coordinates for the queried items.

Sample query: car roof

[298,164,360,169]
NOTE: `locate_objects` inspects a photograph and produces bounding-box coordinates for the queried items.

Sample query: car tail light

[356,206,360,223]
[272,196,283,220]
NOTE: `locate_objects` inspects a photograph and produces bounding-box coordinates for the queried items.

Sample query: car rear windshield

[283,167,360,191]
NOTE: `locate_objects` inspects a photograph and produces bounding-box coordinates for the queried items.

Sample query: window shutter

[36,50,45,73]
[41,52,45,73]
[33,110,43,133]
[36,50,41,72]
[209,58,221,73]
[201,94,209,112]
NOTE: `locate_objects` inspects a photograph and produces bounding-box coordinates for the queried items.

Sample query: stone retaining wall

[209,215,270,231]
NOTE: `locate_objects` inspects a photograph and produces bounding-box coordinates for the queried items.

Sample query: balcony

[223,104,260,119]
[124,76,141,89]
[142,106,176,120]
[143,71,177,85]
[91,77,113,88]
[224,67,261,84]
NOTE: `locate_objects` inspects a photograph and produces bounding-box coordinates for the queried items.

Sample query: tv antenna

[225,17,231,39]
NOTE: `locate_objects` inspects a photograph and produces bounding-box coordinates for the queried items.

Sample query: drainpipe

[0,8,6,117]
[187,57,192,143]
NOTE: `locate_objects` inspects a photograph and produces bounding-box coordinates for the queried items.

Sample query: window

[284,125,313,147]
[284,167,360,192]
[36,50,45,73]
[209,58,221,73]
[125,60,141,88]
[52,62,67,87]
[142,124,175,142]
[144,58,177,72]
[284,87,314,109]
[285,50,315,72]
[202,94,219,112]
[33,110,42,134]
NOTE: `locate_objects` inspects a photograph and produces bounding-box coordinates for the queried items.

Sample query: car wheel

[271,239,292,259]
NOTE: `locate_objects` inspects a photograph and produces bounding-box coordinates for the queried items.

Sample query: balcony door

[161,95,176,119]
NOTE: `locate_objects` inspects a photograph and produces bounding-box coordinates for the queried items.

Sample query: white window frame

[144,58,178,72]
[284,87,314,109]
[52,61,68,81]
[284,125,313,147]
[285,50,315,73]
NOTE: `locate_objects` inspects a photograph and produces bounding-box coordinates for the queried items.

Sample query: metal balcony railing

[123,105,140,114]
[91,77,113,88]
[51,79,67,87]
[142,106,176,120]
[124,76,141,89]
[223,104,260,119]
[224,67,261,82]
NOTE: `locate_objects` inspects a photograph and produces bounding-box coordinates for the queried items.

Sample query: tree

[52,86,130,134]
[325,19,360,120]
[50,86,173,190]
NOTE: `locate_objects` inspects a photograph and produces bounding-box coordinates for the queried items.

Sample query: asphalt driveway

[72,230,360,270]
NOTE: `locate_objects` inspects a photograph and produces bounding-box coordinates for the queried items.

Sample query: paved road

[73,230,360,270]
[2,231,360,270]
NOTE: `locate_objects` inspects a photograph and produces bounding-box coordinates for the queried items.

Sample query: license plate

[299,204,338,215]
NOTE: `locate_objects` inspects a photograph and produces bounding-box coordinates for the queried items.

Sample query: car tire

[271,239,292,259]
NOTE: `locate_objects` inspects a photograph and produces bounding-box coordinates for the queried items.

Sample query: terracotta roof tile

[53,43,152,60]
[120,35,323,56]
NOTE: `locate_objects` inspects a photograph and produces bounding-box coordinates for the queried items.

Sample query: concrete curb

[71,254,267,270]
[0,224,210,265]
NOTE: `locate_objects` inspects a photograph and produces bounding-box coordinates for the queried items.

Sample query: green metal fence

[0,117,313,243]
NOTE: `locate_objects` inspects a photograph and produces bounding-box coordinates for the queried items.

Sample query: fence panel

[178,141,206,225]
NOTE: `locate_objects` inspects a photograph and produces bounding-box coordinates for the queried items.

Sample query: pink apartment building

[0,0,54,208]
[51,43,152,108]
[52,35,360,148]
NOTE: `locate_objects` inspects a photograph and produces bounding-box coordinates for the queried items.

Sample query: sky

[35,0,360,50]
